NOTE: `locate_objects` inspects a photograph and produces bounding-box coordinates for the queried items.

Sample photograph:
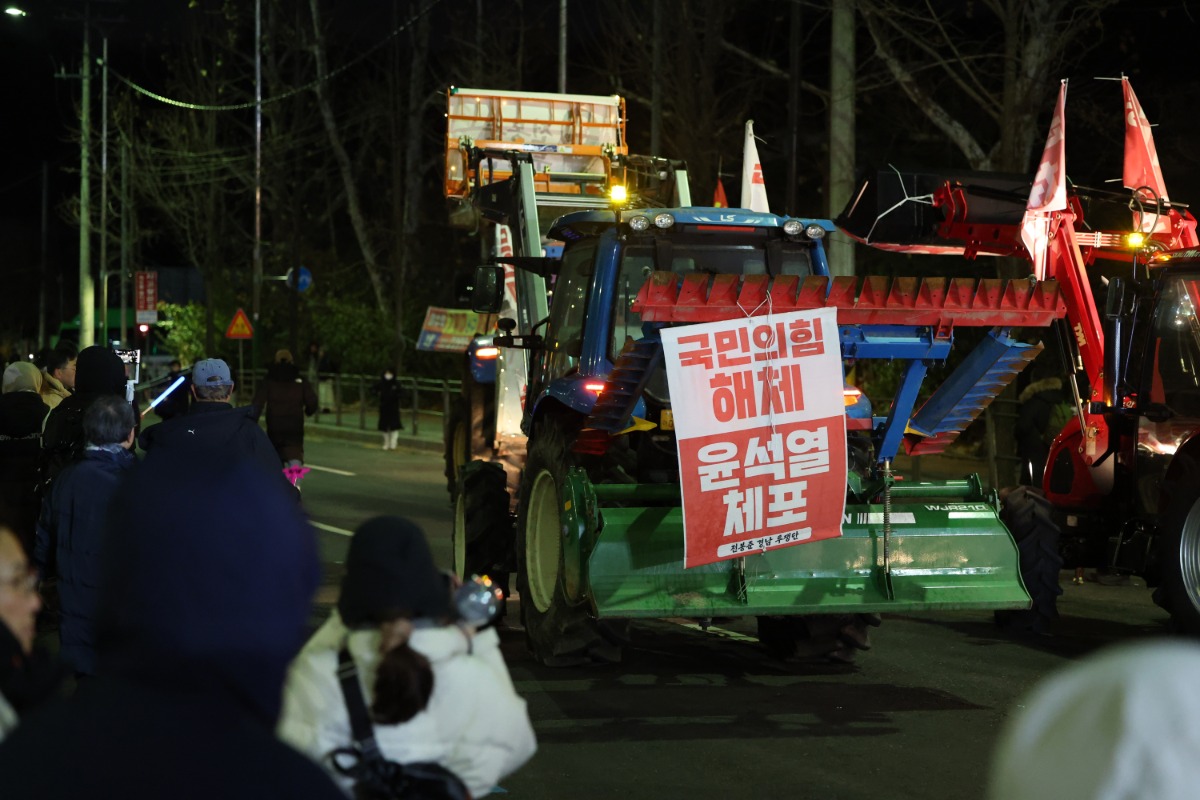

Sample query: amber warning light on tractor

[584,382,606,394]
[475,346,500,360]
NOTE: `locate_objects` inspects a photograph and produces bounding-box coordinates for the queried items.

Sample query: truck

[466,201,1067,664]
[440,88,690,597]
[839,78,1200,634]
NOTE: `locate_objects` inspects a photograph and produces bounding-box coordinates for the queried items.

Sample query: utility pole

[251,0,263,391]
[120,138,129,347]
[828,0,856,278]
[786,2,802,215]
[557,0,567,93]
[98,35,109,344]
[78,3,94,348]
[651,0,661,156]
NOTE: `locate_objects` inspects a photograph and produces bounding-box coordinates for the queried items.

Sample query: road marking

[306,464,356,477]
[311,521,354,537]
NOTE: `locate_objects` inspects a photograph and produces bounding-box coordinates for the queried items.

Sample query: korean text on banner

[417,306,481,353]
[661,307,846,569]
[134,271,158,325]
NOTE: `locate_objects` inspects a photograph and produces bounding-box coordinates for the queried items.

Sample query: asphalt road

[300,433,1173,800]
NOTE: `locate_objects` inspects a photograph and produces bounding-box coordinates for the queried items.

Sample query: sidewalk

[305,407,444,453]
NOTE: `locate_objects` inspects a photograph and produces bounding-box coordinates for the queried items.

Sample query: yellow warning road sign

[225,308,254,340]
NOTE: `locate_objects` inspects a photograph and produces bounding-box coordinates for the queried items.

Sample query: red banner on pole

[134,271,158,324]
[662,308,847,569]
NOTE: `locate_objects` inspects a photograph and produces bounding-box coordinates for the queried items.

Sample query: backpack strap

[336,644,383,763]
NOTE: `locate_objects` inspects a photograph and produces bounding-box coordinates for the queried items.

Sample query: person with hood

[0,363,50,553]
[279,516,537,798]
[138,358,283,481]
[0,525,64,744]
[0,448,346,798]
[34,396,138,677]
[988,639,1200,800]
[377,368,403,450]
[252,349,318,467]
[41,345,128,488]
[38,345,76,410]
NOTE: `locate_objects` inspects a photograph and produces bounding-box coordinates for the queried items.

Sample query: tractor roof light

[804,223,827,240]
[609,184,628,204]
[653,212,675,229]
[629,215,651,232]
[782,219,804,236]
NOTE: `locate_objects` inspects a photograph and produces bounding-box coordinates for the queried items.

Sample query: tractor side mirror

[471,265,505,314]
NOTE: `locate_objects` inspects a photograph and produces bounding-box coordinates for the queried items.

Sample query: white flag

[740,120,770,213]
[1122,77,1172,234]
[1020,81,1068,280]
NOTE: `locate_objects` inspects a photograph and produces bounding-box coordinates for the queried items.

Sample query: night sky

[3,0,1200,352]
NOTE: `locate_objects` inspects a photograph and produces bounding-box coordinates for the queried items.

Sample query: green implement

[557,469,1031,619]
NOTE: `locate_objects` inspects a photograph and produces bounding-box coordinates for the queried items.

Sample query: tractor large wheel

[442,381,491,500]
[453,460,513,603]
[995,486,1064,634]
[1156,456,1200,634]
[516,416,621,666]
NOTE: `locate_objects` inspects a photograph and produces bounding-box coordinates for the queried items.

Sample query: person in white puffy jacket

[278,516,536,798]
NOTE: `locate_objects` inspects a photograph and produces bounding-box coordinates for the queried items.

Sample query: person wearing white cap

[988,639,1200,800]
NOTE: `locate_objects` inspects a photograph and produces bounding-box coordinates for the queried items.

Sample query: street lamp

[4,7,27,17]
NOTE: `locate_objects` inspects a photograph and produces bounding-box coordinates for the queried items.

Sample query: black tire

[1155,454,1200,634]
[516,414,621,666]
[442,380,491,500]
[995,486,1063,634]
[453,460,513,604]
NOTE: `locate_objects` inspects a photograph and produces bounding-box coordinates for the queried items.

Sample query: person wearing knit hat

[988,639,1200,800]
[279,516,536,798]
[251,349,317,468]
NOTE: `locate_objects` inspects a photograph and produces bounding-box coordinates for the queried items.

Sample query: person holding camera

[278,516,536,799]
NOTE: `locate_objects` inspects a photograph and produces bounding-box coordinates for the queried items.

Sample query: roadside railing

[138,367,461,437]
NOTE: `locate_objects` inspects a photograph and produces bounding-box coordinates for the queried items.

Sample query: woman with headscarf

[0,363,50,553]
[279,516,536,798]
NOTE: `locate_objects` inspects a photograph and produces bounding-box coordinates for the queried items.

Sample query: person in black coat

[139,359,283,482]
[41,346,128,490]
[251,350,318,467]
[0,363,50,554]
[34,396,138,677]
[377,368,403,450]
[0,447,345,799]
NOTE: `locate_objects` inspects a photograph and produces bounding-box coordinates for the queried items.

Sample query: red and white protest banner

[661,308,847,569]
[135,271,158,324]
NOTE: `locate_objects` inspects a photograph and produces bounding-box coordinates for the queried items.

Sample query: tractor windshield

[1142,274,1200,419]
[610,237,816,360]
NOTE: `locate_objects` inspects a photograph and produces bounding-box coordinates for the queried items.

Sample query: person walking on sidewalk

[253,350,318,468]
[377,368,403,450]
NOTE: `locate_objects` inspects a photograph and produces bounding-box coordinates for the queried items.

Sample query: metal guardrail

[138,367,462,437]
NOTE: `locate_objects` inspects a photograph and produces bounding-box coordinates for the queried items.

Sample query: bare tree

[859,0,1117,172]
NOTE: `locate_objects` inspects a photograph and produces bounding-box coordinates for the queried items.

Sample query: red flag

[1021,80,1068,281]
[1122,78,1171,233]
[713,180,729,208]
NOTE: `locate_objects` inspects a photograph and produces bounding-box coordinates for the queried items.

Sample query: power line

[107,0,444,112]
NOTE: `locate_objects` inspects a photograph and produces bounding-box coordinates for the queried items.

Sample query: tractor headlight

[629,215,651,232]
[653,213,676,229]
[782,219,804,236]
[804,224,827,240]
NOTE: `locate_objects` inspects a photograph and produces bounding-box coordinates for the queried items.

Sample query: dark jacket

[139,401,283,478]
[0,391,49,551]
[0,448,343,799]
[0,620,64,732]
[41,346,128,487]
[377,374,403,431]
[252,363,317,462]
[35,446,138,676]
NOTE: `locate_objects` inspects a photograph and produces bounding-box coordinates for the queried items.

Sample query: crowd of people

[0,343,536,798]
